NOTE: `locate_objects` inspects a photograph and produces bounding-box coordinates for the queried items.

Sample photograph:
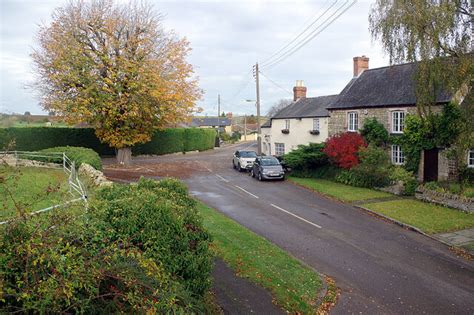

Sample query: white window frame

[348,111,359,132]
[391,145,405,165]
[468,149,474,168]
[275,142,285,156]
[313,118,320,131]
[391,110,405,133]
[285,119,290,130]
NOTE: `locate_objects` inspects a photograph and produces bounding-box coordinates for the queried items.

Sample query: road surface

[104,142,474,314]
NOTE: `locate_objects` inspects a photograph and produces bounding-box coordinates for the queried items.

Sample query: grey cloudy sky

[0,0,388,116]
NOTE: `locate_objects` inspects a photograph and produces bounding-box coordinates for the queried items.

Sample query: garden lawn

[196,201,324,314]
[363,199,474,234]
[0,166,69,220]
[288,176,392,202]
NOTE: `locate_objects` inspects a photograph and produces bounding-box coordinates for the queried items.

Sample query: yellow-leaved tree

[32,0,202,164]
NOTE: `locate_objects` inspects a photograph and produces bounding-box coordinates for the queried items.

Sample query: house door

[423,148,438,182]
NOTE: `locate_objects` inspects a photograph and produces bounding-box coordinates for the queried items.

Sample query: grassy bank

[363,199,474,234]
[289,176,391,201]
[0,166,69,220]
[289,176,474,234]
[196,201,326,313]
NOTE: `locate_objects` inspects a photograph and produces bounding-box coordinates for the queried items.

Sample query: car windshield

[240,151,257,158]
[260,157,280,166]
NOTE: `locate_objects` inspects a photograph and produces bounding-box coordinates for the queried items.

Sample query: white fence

[0,151,88,224]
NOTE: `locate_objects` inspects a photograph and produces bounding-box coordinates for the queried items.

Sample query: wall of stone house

[328,106,420,136]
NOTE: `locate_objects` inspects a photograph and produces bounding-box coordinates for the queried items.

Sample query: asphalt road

[105,142,474,314]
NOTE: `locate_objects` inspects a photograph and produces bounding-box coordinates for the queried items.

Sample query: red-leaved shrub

[323,132,367,169]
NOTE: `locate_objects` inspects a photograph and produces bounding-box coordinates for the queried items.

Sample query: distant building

[190,117,232,134]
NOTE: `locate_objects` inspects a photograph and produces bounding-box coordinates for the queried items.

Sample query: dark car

[251,156,285,181]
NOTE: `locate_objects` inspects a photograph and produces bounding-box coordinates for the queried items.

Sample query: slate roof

[271,95,337,119]
[191,117,231,127]
[329,62,452,109]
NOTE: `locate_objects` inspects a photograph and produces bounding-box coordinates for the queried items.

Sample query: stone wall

[328,106,419,136]
[415,186,474,213]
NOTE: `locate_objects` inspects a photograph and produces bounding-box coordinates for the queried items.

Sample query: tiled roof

[271,95,337,119]
[329,62,452,109]
[191,117,231,127]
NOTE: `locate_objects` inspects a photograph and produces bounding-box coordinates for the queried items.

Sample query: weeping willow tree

[370,1,473,180]
[369,0,472,114]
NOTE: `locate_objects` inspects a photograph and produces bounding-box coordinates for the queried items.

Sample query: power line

[259,70,293,95]
[219,69,253,106]
[262,0,357,70]
[260,0,336,66]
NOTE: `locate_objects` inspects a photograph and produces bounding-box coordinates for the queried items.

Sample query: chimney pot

[293,80,307,101]
[353,55,369,77]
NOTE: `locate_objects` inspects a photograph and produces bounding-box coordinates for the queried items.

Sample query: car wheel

[237,162,242,171]
[258,172,263,181]
[250,169,255,177]
[232,161,236,169]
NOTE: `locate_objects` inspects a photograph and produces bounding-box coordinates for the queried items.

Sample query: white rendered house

[261,81,337,156]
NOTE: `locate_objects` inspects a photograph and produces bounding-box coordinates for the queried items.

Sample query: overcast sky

[0,0,389,116]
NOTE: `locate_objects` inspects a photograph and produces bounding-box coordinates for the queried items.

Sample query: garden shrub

[323,132,367,169]
[283,143,328,172]
[360,117,389,146]
[335,145,391,188]
[290,165,341,179]
[1,177,212,313]
[389,166,418,195]
[0,205,200,313]
[93,178,212,297]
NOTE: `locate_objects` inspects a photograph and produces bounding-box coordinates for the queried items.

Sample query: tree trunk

[117,147,132,166]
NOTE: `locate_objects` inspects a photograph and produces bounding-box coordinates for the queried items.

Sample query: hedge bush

[0,127,216,156]
[41,146,102,170]
[92,178,213,296]
[184,128,216,152]
[0,127,114,155]
[283,143,328,172]
[1,178,212,313]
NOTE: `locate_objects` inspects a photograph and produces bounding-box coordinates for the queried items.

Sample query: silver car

[232,150,257,171]
[251,156,285,181]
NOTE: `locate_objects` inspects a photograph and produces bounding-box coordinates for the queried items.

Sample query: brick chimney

[353,55,369,77]
[293,80,307,101]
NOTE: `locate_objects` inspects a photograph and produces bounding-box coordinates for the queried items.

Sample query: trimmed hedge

[40,146,103,170]
[0,127,216,156]
[0,127,114,155]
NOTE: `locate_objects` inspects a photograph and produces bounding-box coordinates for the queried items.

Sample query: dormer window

[392,111,405,133]
[348,111,358,132]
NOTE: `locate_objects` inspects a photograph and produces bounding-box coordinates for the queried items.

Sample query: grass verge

[288,176,392,202]
[0,166,69,220]
[196,201,325,313]
[363,199,474,234]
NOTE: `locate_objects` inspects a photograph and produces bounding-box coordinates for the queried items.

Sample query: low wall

[415,187,474,213]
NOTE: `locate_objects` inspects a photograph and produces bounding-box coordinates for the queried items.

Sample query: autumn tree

[32,0,201,164]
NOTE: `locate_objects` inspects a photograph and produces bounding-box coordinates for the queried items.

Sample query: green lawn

[0,166,70,220]
[288,176,392,202]
[196,201,326,314]
[363,199,474,234]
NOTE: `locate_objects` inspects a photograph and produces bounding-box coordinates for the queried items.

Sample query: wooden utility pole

[217,93,220,138]
[244,114,247,141]
[253,63,262,155]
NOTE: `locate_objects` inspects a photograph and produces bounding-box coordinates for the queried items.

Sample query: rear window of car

[260,157,280,166]
[240,151,257,158]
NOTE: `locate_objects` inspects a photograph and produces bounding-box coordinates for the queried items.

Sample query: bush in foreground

[0,178,212,313]
[323,132,367,169]
[283,143,328,172]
